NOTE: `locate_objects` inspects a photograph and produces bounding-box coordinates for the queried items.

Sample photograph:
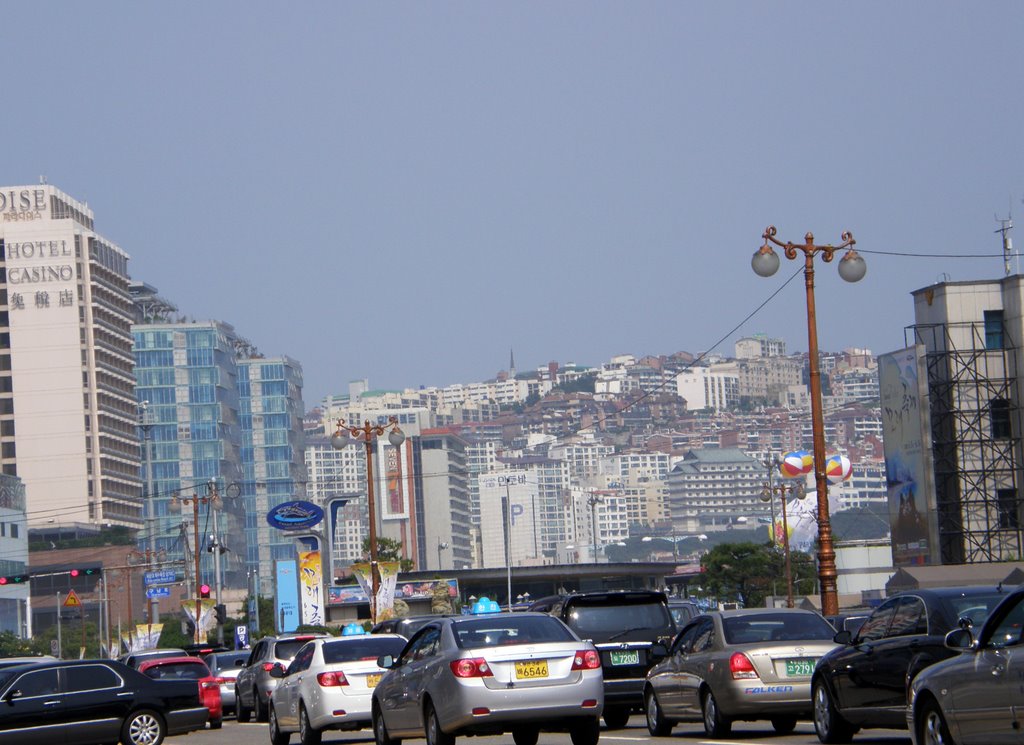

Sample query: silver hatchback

[235,633,329,723]
[372,612,604,745]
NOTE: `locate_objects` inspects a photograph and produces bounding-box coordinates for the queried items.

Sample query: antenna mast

[996,210,1014,276]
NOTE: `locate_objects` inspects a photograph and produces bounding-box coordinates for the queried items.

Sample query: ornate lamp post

[330,416,406,623]
[752,226,866,616]
[169,481,223,643]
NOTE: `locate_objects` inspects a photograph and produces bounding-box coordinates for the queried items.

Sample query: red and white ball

[779,450,812,479]
[826,454,853,484]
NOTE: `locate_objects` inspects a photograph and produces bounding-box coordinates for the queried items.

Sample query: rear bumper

[716,680,814,717]
[439,679,604,734]
[166,706,210,736]
[602,678,646,708]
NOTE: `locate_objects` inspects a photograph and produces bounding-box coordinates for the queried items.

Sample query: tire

[425,702,455,745]
[813,680,856,744]
[209,717,223,730]
[300,704,322,745]
[269,706,290,745]
[236,692,252,724]
[644,688,673,737]
[255,689,269,723]
[602,705,630,729]
[918,698,954,745]
[512,726,539,745]
[374,706,402,745]
[701,689,731,738]
[771,716,797,735]
[569,717,601,745]
[121,709,166,745]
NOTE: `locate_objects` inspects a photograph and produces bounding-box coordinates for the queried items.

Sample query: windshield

[723,612,836,643]
[564,599,673,641]
[322,638,407,663]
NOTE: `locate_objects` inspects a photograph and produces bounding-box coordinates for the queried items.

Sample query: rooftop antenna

[996,205,1014,276]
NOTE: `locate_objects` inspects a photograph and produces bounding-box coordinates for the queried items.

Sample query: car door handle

[43,699,60,706]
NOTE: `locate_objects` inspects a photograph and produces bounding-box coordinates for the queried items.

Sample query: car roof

[563,589,668,603]
[138,656,210,670]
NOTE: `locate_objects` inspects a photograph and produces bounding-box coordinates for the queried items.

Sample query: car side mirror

[269,663,285,679]
[377,654,396,669]
[944,628,975,650]
[833,630,853,645]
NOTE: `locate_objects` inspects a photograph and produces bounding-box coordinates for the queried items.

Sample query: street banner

[275,560,300,633]
[350,561,402,621]
[135,623,163,651]
[181,599,216,638]
[298,550,324,626]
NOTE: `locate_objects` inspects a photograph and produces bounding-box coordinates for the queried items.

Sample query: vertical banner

[275,560,300,633]
[135,623,163,651]
[879,346,938,565]
[380,441,408,520]
[298,550,324,626]
[350,561,402,621]
[181,599,216,638]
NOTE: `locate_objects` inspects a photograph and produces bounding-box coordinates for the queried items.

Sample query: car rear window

[322,638,407,663]
[942,593,1007,627]
[564,599,674,639]
[723,612,836,643]
[145,662,207,680]
[454,616,576,648]
[273,639,314,660]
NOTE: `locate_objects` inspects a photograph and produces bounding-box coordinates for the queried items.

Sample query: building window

[10,523,17,538]
[985,310,1005,350]
[992,398,1012,439]
[998,488,1019,529]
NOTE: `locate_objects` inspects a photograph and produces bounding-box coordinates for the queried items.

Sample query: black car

[0,658,208,745]
[538,590,676,729]
[811,585,1009,743]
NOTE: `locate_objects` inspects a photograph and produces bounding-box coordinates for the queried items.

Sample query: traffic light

[214,604,226,624]
[199,584,211,599]
[69,567,101,578]
[0,574,29,585]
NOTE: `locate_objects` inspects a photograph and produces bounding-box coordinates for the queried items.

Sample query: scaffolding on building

[909,321,1022,563]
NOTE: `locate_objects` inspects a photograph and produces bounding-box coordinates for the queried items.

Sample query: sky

[4,3,1023,404]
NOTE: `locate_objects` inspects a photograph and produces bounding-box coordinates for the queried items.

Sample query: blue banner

[275,560,300,633]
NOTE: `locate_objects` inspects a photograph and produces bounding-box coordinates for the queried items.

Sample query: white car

[269,633,408,744]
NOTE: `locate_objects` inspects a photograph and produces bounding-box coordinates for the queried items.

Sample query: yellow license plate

[366,673,382,688]
[514,660,548,679]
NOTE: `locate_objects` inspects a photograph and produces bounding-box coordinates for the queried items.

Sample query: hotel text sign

[0,188,47,222]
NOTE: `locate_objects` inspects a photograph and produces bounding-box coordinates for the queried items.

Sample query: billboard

[275,560,300,633]
[879,346,939,565]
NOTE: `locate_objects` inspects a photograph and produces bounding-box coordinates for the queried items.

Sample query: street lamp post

[586,493,603,563]
[437,541,449,570]
[330,416,406,624]
[170,481,224,643]
[138,401,159,629]
[752,226,866,616]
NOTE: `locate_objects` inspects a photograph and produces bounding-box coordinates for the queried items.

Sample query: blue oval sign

[266,500,325,531]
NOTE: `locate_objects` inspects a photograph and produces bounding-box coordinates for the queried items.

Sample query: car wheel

[236,692,252,724]
[300,704,322,745]
[374,705,402,745]
[121,709,166,745]
[701,689,731,738]
[569,717,601,745]
[603,705,630,729]
[918,698,954,745]
[771,716,797,735]
[269,706,290,745]
[209,717,223,730]
[813,680,856,744]
[512,726,539,745]
[425,701,455,745]
[255,689,269,723]
[645,688,673,736]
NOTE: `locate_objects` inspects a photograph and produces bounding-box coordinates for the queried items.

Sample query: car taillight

[450,658,493,678]
[262,662,276,671]
[729,652,757,679]
[213,677,229,685]
[317,671,349,687]
[571,650,601,670]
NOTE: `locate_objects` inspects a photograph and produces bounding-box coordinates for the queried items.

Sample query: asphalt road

[178,716,912,745]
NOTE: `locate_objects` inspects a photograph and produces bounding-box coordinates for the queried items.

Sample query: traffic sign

[143,569,177,586]
[146,586,171,599]
[63,589,81,608]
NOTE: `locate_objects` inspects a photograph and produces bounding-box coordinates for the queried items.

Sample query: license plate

[785,659,816,677]
[366,673,382,688]
[609,650,640,666]
[515,660,548,679]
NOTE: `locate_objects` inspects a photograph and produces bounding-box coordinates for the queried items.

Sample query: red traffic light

[70,569,79,577]
[199,584,211,598]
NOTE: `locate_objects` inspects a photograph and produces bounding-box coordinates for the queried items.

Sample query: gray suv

[234,633,328,722]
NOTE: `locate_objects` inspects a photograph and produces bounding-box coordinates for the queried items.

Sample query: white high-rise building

[0,185,139,528]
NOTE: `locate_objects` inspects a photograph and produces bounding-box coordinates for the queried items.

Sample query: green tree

[360,536,415,572]
[700,541,782,608]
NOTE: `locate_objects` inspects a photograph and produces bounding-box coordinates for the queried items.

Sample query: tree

[360,536,415,572]
[700,541,783,608]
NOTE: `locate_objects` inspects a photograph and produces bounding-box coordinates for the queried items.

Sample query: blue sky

[4,3,1023,403]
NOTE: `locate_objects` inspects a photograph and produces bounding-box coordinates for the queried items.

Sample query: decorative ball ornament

[826,454,853,484]
[779,450,812,479]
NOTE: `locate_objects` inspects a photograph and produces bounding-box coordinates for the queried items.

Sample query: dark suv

[540,590,676,728]
[234,632,328,722]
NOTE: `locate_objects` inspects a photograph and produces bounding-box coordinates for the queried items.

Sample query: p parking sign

[235,624,249,650]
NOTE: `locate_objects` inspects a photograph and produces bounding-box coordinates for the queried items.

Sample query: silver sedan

[644,608,839,738]
[908,583,1024,745]
[372,612,604,745]
[269,633,408,745]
